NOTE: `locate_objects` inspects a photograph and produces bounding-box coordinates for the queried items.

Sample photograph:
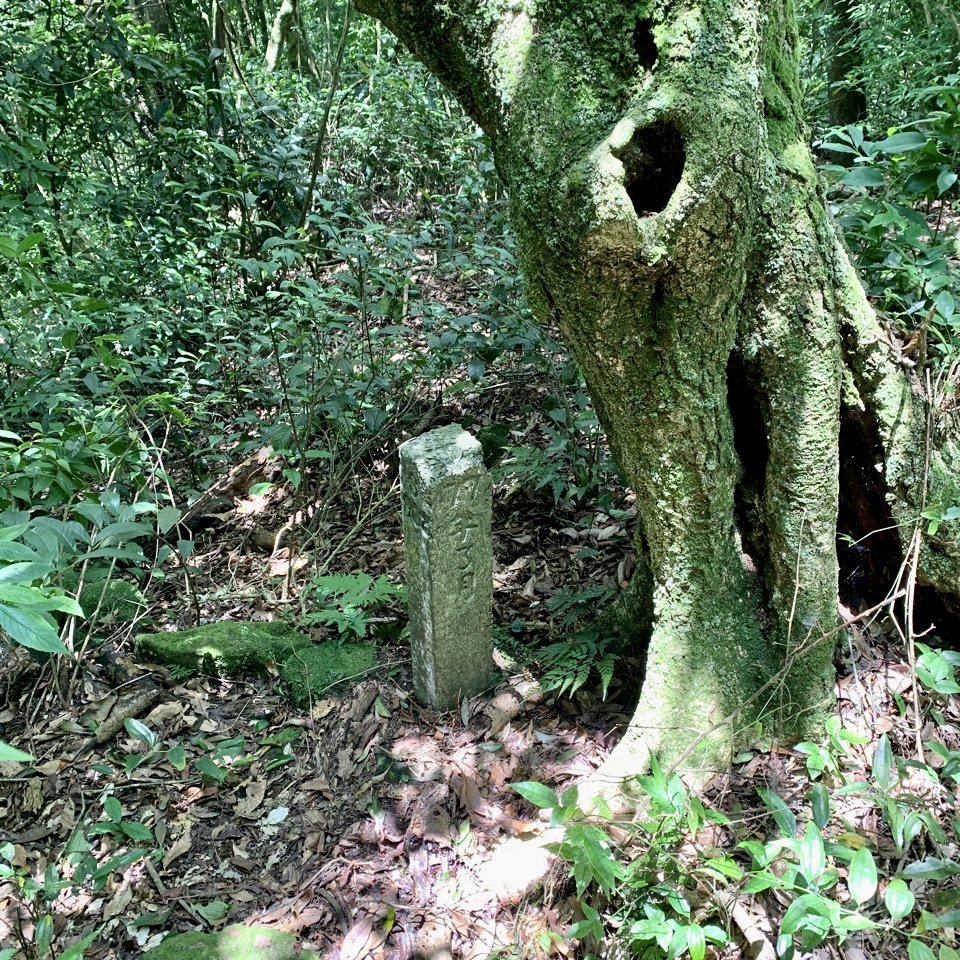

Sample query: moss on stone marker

[136,622,312,678]
[280,642,376,706]
[141,924,321,959]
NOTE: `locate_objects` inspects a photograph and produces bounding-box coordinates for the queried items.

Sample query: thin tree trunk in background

[298,0,352,226]
[249,0,269,48]
[825,0,867,126]
[236,0,260,51]
[265,0,320,78]
[129,0,171,35]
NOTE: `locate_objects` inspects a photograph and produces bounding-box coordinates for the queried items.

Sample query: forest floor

[3,414,954,959]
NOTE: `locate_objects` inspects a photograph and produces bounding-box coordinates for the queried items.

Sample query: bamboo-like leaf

[0,740,32,762]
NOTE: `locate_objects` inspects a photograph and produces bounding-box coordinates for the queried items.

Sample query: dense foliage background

[1,1,958,958]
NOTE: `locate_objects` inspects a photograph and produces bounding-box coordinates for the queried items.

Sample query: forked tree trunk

[351,0,960,801]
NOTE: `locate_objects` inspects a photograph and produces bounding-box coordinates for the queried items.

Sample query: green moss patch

[61,571,145,627]
[141,924,321,959]
[136,622,312,678]
[280,642,377,706]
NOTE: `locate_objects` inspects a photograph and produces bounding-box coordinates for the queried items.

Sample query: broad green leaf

[903,858,960,880]
[909,940,936,960]
[122,822,154,842]
[872,734,895,788]
[92,849,147,882]
[938,170,958,196]
[195,900,229,923]
[37,594,83,617]
[876,132,928,154]
[699,856,743,881]
[931,907,960,928]
[941,946,960,960]
[16,232,45,254]
[800,821,826,882]
[810,782,830,828]
[167,745,187,770]
[780,893,833,935]
[511,781,560,809]
[0,740,33,762]
[35,914,53,955]
[885,877,915,919]
[743,870,781,893]
[91,521,150,547]
[157,506,182,535]
[104,796,122,823]
[0,561,46,585]
[194,757,227,782]
[849,847,878,904]
[841,166,885,189]
[0,586,83,617]
[0,603,69,654]
[0,542,40,562]
[0,523,30,542]
[758,787,797,837]
[686,923,706,960]
[833,914,878,933]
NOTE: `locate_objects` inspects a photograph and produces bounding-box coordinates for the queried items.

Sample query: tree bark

[351,0,960,799]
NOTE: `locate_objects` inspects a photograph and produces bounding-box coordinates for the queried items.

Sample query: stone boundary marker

[399,425,494,710]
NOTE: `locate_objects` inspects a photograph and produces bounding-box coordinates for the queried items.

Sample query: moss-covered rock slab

[141,924,321,959]
[280,642,376,705]
[136,622,311,678]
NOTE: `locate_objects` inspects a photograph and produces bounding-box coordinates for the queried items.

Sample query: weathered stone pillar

[399,425,494,710]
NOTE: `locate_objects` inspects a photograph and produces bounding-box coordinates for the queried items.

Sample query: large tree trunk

[351,0,960,802]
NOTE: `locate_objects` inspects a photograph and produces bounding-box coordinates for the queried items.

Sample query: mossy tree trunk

[351,0,960,795]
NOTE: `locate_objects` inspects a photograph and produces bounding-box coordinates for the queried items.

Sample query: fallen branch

[77,684,163,756]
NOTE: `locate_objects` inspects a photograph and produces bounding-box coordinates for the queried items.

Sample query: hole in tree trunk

[633,20,657,69]
[838,404,960,638]
[614,122,685,217]
[727,353,769,572]
[837,407,901,609]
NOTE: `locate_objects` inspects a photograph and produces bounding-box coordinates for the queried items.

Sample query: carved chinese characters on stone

[399,425,494,710]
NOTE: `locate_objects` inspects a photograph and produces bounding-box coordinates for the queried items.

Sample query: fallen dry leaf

[103,882,133,920]
[235,779,267,818]
[162,822,193,868]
